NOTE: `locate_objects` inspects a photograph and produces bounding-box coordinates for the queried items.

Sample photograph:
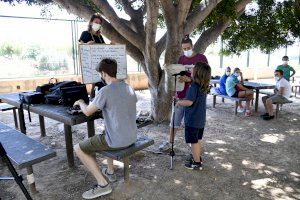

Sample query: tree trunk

[148,70,172,122]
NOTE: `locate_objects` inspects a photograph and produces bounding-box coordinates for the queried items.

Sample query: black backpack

[44,81,79,105]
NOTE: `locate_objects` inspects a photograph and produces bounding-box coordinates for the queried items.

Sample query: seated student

[225,68,253,116]
[261,70,291,120]
[73,58,137,199]
[216,67,231,95]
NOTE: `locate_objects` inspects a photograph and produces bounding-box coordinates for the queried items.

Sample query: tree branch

[160,0,176,30]
[177,0,193,25]
[91,0,145,51]
[144,0,160,87]
[193,0,252,53]
[156,32,167,58]
[185,0,222,34]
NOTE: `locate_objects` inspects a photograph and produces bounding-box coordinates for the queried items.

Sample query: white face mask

[92,23,101,32]
[184,49,193,57]
[234,72,239,77]
[274,76,279,82]
[226,71,231,76]
[282,61,288,65]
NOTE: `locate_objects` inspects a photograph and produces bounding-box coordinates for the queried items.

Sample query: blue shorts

[185,126,204,143]
[169,104,184,128]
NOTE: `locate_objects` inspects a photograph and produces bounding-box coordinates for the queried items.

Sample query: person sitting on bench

[225,68,253,116]
[261,70,291,120]
[216,66,231,95]
[73,58,137,199]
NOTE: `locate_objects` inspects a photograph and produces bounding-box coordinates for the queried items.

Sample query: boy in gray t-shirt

[73,58,137,199]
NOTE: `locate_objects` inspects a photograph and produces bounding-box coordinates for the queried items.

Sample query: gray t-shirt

[91,81,137,148]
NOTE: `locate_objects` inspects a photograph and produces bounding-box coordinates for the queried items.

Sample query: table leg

[213,95,216,108]
[64,124,74,168]
[18,108,26,134]
[255,89,259,112]
[123,157,129,183]
[26,166,37,194]
[12,108,18,129]
[39,115,46,137]
[87,120,95,138]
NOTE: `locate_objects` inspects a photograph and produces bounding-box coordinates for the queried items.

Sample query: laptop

[60,84,89,107]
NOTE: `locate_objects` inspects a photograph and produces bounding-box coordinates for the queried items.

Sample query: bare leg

[107,158,114,174]
[262,96,268,112]
[266,99,274,116]
[74,144,108,186]
[191,142,201,162]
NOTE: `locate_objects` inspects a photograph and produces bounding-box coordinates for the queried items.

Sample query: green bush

[37,55,68,71]
[24,45,41,60]
[0,43,22,58]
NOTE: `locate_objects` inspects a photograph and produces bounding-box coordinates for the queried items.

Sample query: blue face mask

[234,72,239,77]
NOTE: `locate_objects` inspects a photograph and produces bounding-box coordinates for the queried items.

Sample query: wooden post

[64,124,74,168]
[275,104,279,119]
[87,120,95,138]
[213,95,216,108]
[123,157,129,183]
[18,108,26,134]
[39,115,46,137]
[26,166,37,194]
[12,108,18,129]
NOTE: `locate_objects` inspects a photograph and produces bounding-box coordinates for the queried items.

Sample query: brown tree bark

[49,0,251,121]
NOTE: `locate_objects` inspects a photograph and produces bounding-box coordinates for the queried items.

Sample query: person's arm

[74,99,98,116]
[179,75,191,83]
[236,83,249,91]
[277,87,284,96]
[290,67,296,77]
[176,99,193,107]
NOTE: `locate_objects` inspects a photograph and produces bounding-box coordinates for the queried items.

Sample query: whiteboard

[79,44,127,84]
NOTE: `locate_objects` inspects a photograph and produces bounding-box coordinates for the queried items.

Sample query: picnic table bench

[0,103,18,129]
[0,122,56,193]
[212,94,248,115]
[97,136,154,183]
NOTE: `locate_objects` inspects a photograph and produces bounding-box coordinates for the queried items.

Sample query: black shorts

[232,91,239,97]
[185,126,204,143]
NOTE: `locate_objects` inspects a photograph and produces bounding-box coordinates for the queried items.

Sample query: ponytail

[181,34,193,46]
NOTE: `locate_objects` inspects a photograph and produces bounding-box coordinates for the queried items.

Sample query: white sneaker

[82,184,112,199]
[237,107,245,113]
[102,167,117,182]
[158,140,171,152]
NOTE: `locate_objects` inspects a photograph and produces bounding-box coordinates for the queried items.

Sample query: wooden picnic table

[0,93,102,168]
[243,81,275,112]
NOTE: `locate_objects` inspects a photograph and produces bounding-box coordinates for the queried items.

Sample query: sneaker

[158,140,171,152]
[102,168,117,182]
[185,154,203,165]
[237,107,245,113]
[185,160,202,170]
[263,115,275,120]
[260,113,269,118]
[82,184,112,199]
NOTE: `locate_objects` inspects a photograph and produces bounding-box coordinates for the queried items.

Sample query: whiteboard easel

[79,44,127,84]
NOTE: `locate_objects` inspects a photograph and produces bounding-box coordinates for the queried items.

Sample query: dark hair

[233,68,240,73]
[88,13,102,33]
[193,62,211,93]
[282,56,289,61]
[181,34,193,46]
[275,69,283,76]
[96,58,117,78]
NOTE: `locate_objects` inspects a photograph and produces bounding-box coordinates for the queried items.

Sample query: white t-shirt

[276,78,291,99]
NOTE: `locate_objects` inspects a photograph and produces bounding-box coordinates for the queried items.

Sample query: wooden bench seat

[212,94,248,115]
[0,103,18,129]
[0,122,56,193]
[97,136,154,182]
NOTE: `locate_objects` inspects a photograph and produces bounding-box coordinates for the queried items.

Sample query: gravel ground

[0,90,299,200]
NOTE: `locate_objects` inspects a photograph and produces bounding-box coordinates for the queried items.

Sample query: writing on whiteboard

[79,44,127,84]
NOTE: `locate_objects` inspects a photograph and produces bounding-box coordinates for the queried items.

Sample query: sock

[106,168,114,175]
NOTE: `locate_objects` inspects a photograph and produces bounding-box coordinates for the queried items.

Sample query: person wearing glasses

[261,70,291,120]
[73,58,137,199]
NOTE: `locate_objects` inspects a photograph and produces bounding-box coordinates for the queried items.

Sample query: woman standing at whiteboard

[79,13,105,44]
[79,13,106,97]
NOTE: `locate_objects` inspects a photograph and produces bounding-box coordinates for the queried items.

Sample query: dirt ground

[0,90,299,200]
